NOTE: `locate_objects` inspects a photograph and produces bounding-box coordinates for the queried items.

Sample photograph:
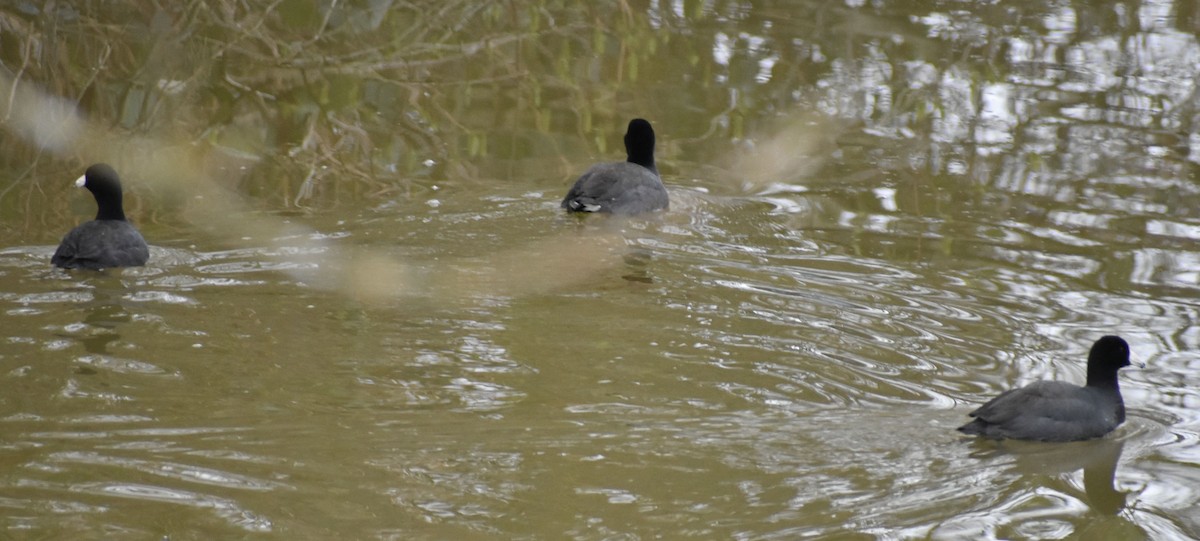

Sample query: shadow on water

[50,274,135,345]
[47,271,181,382]
[968,437,1129,516]
[77,302,126,357]
[73,275,147,353]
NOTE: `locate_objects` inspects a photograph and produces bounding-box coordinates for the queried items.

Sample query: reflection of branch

[676,88,740,145]
[311,0,339,44]
[227,25,586,81]
[295,161,319,207]
[2,31,33,124]
[209,0,288,61]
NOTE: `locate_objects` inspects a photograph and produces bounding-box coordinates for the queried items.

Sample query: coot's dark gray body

[562,118,668,215]
[958,336,1134,442]
[52,164,149,270]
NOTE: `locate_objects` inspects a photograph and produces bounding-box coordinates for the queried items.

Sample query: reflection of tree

[0,2,837,203]
[816,1,1200,205]
[0,0,1196,215]
[0,1,628,203]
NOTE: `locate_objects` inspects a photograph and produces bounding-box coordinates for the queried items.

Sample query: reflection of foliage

[0,0,842,207]
[0,0,862,207]
[1,0,1197,213]
[0,1,651,204]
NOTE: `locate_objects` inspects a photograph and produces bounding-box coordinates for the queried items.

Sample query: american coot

[561,118,669,215]
[958,336,1137,442]
[51,164,150,270]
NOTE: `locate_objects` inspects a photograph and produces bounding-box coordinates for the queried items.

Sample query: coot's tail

[956,418,987,436]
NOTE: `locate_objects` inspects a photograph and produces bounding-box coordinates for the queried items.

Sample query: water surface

[1,1,1199,539]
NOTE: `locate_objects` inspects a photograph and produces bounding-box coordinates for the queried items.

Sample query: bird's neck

[626,151,656,174]
[95,196,127,221]
[1086,369,1120,390]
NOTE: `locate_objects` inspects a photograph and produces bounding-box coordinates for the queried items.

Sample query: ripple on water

[655,242,1022,407]
[123,290,195,304]
[4,417,288,535]
[146,274,266,288]
[194,260,319,274]
[369,445,521,533]
[13,290,94,304]
[75,483,273,532]
[46,451,287,491]
[74,355,180,376]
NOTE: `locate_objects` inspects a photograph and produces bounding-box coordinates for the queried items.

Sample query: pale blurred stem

[2,32,33,124]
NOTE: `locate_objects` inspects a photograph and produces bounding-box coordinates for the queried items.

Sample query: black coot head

[623,118,656,170]
[79,163,127,221]
[1089,335,1132,371]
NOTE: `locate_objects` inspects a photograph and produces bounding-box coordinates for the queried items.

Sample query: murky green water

[2,1,1199,539]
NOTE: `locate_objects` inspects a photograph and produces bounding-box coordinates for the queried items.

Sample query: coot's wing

[562,163,667,214]
[51,226,87,268]
[967,381,1118,441]
[52,221,148,269]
